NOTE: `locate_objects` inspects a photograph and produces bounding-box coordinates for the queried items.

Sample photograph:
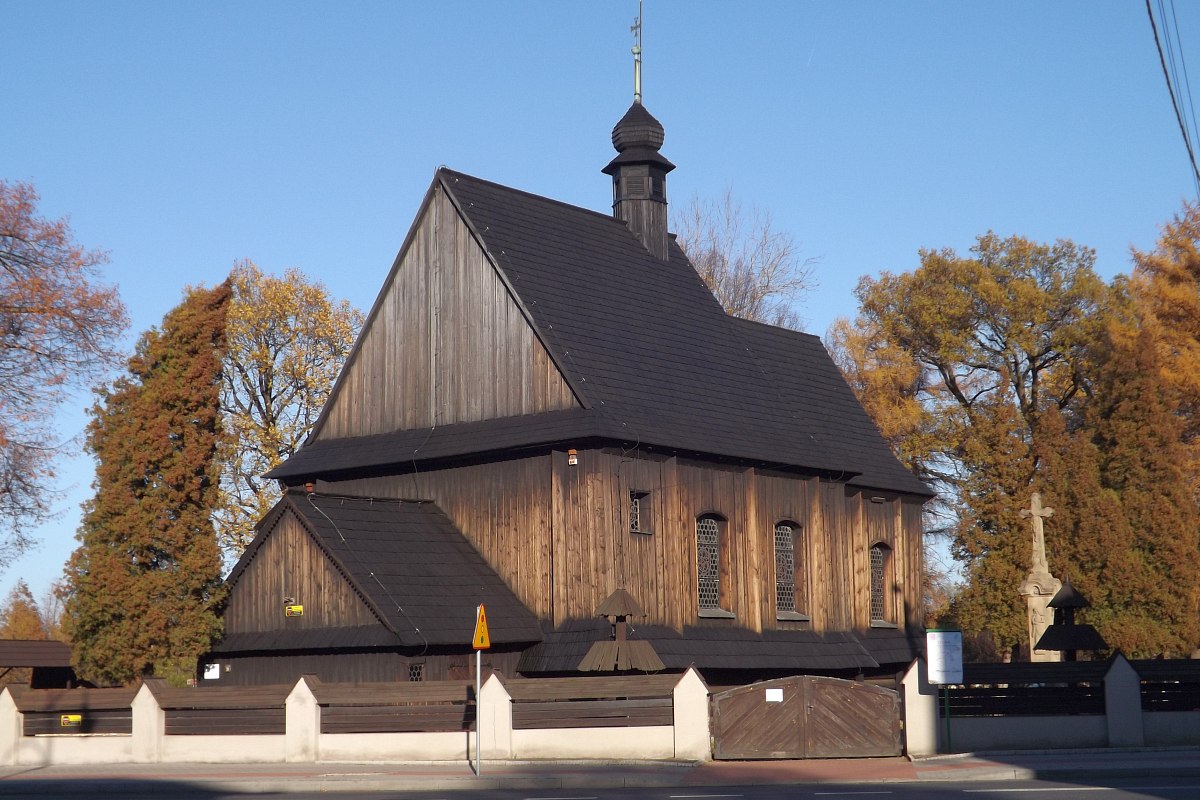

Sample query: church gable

[314,180,580,441]
[223,507,383,636]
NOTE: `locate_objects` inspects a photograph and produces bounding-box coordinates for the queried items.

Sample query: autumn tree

[0,579,48,686]
[0,579,48,640]
[836,233,1108,651]
[672,190,815,327]
[214,261,362,558]
[0,181,128,568]
[63,282,230,686]
[1032,315,1200,658]
[1130,201,1200,487]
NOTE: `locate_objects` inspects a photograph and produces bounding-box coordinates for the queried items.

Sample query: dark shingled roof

[0,640,71,668]
[210,626,405,654]
[224,492,542,649]
[856,625,926,666]
[517,619,881,674]
[271,169,929,497]
[1034,624,1109,653]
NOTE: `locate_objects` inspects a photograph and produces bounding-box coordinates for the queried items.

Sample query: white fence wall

[902,654,1200,756]
[1,668,711,767]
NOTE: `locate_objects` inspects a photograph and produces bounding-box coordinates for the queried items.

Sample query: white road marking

[964,789,1113,794]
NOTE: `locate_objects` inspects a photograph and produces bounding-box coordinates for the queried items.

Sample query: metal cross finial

[631,0,643,104]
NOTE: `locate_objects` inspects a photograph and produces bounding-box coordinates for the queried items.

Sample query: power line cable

[1148,0,1200,196]
[1166,0,1200,178]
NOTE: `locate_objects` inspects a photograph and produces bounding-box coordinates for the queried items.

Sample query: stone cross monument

[1018,493,1062,662]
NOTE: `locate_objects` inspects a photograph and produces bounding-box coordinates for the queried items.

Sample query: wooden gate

[710,676,901,759]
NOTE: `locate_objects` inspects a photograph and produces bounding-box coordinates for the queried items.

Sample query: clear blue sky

[2,1,1196,605]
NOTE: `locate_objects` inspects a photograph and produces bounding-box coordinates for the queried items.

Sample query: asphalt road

[6,778,1200,800]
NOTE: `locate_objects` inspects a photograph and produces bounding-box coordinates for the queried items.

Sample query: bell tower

[602,3,675,260]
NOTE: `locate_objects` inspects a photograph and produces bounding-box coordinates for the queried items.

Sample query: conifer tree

[63,282,231,686]
[0,579,47,640]
[1071,326,1200,656]
[1132,202,1200,493]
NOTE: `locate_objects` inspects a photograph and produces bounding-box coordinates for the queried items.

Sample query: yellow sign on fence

[60,714,82,727]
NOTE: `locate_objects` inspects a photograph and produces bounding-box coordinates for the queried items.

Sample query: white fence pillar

[901,657,939,757]
[672,667,711,761]
[0,687,21,766]
[285,677,320,763]
[131,682,165,763]
[1104,654,1144,747]
[478,673,512,760]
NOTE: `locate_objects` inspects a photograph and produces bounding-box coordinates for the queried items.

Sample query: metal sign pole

[475,646,482,776]
[943,684,952,754]
[471,602,490,776]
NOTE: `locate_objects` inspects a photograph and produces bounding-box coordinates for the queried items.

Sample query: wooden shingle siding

[507,674,675,728]
[164,708,284,735]
[314,680,475,734]
[321,704,474,733]
[316,186,578,440]
[154,685,290,735]
[223,513,379,634]
[11,686,137,735]
[511,697,672,729]
[22,710,131,736]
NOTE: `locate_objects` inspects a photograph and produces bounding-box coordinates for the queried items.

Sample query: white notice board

[926,629,963,685]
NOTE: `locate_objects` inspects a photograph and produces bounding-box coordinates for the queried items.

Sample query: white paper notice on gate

[926,628,963,684]
[764,688,784,703]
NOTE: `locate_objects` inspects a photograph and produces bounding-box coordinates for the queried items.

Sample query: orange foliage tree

[0,181,127,568]
[63,283,230,686]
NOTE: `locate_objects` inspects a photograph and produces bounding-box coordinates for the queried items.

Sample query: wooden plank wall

[315,186,578,440]
[214,653,408,686]
[224,512,379,633]
[326,450,926,637]
[212,651,522,687]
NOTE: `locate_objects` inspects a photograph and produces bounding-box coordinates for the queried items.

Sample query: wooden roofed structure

[213,98,930,686]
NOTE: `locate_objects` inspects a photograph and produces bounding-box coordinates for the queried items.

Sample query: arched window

[870,542,892,624]
[696,514,732,616]
[774,521,808,619]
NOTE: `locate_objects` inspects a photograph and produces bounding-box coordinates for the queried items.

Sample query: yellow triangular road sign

[472,603,491,650]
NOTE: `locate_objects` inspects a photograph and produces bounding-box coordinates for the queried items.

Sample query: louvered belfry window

[870,544,889,622]
[629,490,650,533]
[775,523,796,613]
[697,516,721,609]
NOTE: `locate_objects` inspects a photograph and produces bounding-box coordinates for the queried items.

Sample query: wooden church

[206,96,932,687]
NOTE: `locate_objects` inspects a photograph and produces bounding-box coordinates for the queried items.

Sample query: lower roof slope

[224,491,542,649]
[0,640,72,668]
[518,619,882,674]
[272,169,929,497]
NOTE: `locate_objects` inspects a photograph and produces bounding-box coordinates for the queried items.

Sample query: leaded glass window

[870,543,889,622]
[775,523,796,612]
[697,516,721,610]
